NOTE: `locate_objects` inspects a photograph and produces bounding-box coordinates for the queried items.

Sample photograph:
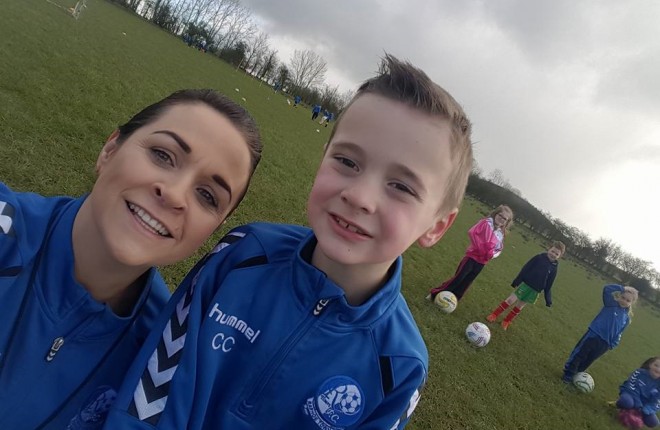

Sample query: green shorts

[514,283,539,304]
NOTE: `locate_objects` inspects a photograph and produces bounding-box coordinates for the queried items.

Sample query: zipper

[237,298,333,418]
[45,337,64,362]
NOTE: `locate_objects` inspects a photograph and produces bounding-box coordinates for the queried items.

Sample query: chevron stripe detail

[0,201,16,236]
[128,232,245,423]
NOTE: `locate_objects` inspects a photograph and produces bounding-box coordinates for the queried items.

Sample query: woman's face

[88,103,252,268]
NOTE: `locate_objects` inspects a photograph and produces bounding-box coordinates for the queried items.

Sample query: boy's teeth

[336,218,363,234]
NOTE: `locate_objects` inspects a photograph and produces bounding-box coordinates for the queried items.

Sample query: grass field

[1,1,658,428]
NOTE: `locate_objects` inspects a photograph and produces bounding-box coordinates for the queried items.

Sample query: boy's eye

[151,148,174,166]
[334,156,358,170]
[391,182,417,197]
[197,188,218,208]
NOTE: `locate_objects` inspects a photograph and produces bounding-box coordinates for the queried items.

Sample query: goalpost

[45,0,87,19]
[71,0,87,19]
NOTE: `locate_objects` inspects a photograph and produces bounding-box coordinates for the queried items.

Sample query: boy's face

[89,103,252,267]
[307,94,456,269]
[547,246,562,262]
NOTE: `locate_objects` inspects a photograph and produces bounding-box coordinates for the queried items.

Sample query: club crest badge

[65,386,117,429]
[303,375,365,430]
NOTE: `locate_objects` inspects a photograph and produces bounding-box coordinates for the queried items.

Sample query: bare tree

[488,169,506,187]
[593,238,612,261]
[216,5,255,53]
[319,84,340,108]
[276,64,290,89]
[208,0,241,42]
[289,49,328,91]
[471,159,483,178]
[242,31,269,74]
[256,49,278,82]
[337,89,355,111]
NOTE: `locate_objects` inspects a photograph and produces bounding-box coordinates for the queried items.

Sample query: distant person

[102,53,474,429]
[562,284,638,383]
[427,205,513,302]
[485,241,565,330]
[615,356,660,429]
[0,89,262,429]
[323,111,334,127]
[319,109,330,125]
[311,104,322,120]
[293,95,302,107]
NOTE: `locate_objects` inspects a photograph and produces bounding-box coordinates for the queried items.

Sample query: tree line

[108,0,658,305]
[468,167,659,306]
[109,0,352,114]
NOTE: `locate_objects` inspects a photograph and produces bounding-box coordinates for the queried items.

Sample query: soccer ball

[465,322,490,347]
[433,291,458,314]
[337,388,362,415]
[572,372,594,393]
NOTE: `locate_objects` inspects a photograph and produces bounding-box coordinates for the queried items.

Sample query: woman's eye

[198,188,218,208]
[151,148,173,166]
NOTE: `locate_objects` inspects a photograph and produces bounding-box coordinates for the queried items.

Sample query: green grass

[1,1,657,428]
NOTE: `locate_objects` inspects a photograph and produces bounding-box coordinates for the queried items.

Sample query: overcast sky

[243,0,660,273]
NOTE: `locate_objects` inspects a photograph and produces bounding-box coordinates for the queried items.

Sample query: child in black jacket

[486,241,565,330]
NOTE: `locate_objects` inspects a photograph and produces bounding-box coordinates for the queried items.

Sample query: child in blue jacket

[617,356,660,428]
[562,284,638,383]
[0,89,262,429]
[102,54,474,429]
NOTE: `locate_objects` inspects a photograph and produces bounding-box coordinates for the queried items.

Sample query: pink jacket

[465,218,504,264]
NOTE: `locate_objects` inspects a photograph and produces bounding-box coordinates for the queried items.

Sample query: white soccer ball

[465,322,491,347]
[573,372,595,393]
[433,291,458,314]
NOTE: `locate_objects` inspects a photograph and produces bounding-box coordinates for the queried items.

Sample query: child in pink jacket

[428,205,513,302]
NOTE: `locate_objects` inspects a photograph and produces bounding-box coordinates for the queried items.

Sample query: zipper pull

[45,337,64,362]
[313,299,330,316]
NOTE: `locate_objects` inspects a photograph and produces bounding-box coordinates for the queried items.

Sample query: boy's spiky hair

[329,53,473,213]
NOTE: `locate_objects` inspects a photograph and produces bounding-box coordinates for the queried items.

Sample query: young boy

[102,54,473,429]
[486,241,566,330]
[0,89,262,429]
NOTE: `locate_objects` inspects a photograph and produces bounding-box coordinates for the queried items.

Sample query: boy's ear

[96,129,121,174]
[417,208,458,248]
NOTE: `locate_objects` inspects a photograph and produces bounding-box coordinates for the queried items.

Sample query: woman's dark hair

[117,89,261,174]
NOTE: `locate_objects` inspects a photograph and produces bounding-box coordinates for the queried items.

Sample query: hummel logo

[313,299,330,316]
[129,232,245,424]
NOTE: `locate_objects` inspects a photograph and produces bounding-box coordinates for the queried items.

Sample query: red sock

[490,301,510,318]
[503,306,522,323]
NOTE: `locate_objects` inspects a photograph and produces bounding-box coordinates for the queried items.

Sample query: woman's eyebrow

[152,130,191,153]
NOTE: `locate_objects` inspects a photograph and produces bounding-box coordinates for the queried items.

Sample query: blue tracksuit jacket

[511,252,559,306]
[588,284,630,348]
[620,368,660,413]
[0,182,169,429]
[103,223,429,430]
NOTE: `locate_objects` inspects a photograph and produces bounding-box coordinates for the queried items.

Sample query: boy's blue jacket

[588,284,630,348]
[620,368,660,414]
[511,252,559,306]
[0,182,169,429]
[103,223,429,430]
